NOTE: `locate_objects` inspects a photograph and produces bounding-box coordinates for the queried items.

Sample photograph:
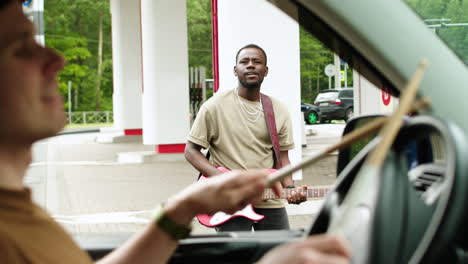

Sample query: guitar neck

[262,186,331,200]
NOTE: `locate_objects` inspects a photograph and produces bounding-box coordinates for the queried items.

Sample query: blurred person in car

[0,0,350,263]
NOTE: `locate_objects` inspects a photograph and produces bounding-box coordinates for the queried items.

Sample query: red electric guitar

[196,167,330,227]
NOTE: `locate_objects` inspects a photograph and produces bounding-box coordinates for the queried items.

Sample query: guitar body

[197,203,264,227]
[196,168,275,228]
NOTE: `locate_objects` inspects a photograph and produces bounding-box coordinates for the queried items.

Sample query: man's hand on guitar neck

[278,152,307,205]
[284,185,308,204]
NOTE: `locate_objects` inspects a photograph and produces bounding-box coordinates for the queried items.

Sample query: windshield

[404,0,468,66]
[27,0,466,242]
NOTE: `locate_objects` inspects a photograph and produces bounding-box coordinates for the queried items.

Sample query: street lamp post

[68,81,72,124]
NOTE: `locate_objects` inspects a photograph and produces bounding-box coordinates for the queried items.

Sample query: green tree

[44,0,113,111]
[442,0,468,63]
[48,37,91,111]
[187,0,213,78]
[406,0,468,63]
[299,27,337,103]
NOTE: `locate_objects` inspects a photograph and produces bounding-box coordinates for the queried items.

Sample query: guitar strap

[260,93,282,169]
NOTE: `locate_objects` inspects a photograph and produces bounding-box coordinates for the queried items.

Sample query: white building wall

[110,0,143,130]
[140,0,190,147]
[217,0,302,179]
[354,70,398,116]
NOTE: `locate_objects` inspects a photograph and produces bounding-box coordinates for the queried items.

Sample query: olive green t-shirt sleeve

[188,105,214,149]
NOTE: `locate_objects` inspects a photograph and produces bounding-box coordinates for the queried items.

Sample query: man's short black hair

[0,0,23,9]
[235,44,268,65]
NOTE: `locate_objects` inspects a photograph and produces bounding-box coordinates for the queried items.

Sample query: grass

[65,123,113,129]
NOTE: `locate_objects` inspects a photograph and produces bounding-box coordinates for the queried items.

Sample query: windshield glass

[404,0,468,66]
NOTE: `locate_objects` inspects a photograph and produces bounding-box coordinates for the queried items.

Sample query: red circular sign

[381,86,391,106]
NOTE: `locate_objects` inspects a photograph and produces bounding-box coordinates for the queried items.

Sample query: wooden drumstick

[365,59,428,167]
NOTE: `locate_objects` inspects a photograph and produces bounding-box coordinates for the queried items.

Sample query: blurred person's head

[0,0,66,146]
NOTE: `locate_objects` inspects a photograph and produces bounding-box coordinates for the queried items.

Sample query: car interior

[321,115,468,263]
[75,1,468,263]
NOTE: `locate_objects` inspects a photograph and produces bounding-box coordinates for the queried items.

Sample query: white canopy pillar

[216,0,303,179]
[140,0,190,153]
[110,0,143,134]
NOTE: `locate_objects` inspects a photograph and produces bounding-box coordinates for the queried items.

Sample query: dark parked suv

[314,88,354,122]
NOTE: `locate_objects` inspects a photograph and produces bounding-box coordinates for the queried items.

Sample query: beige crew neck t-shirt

[188,88,295,208]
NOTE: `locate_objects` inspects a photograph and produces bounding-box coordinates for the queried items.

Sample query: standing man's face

[0,2,66,145]
[234,47,268,89]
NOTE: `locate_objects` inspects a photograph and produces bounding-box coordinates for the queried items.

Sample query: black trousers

[215,207,290,232]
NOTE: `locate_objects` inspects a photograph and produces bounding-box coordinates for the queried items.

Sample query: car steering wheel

[307,116,468,263]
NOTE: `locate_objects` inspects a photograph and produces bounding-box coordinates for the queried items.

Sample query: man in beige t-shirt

[185,44,307,232]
